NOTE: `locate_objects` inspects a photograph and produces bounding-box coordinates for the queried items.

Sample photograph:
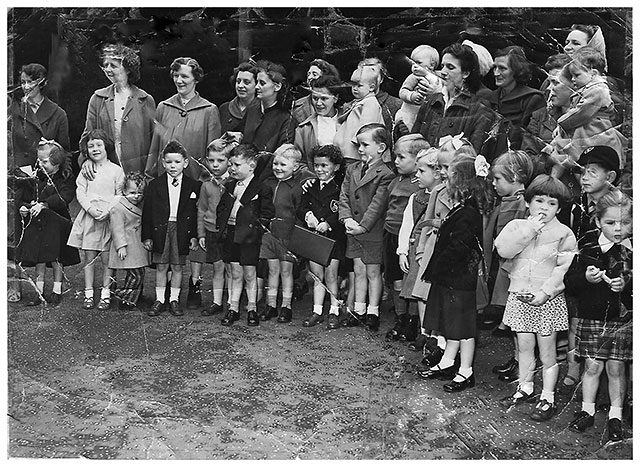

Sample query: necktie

[172,177,179,187]
[360,162,369,179]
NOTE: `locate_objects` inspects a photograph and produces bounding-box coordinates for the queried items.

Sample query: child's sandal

[83,297,95,309]
[97,298,111,311]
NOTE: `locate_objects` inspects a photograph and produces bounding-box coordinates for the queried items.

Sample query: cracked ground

[7,261,633,460]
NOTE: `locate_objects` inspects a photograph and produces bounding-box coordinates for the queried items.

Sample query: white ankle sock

[213,289,223,305]
[582,402,596,416]
[354,302,366,315]
[312,305,323,315]
[155,287,165,303]
[541,390,555,404]
[329,305,340,315]
[366,305,379,316]
[100,287,110,299]
[52,282,62,294]
[169,287,180,302]
[35,281,44,294]
[609,406,623,420]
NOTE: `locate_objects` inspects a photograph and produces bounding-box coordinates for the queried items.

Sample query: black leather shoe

[499,389,536,408]
[202,303,222,316]
[607,418,624,441]
[568,411,595,433]
[385,314,408,341]
[493,356,518,375]
[408,334,428,352]
[221,310,239,326]
[417,364,458,380]
[341,313,364,327]
[421,346,444,368]
[398,315,419,341]
[186,277,202,310]
[147,300,165,316]
[259,305,278,321]
[277,307,292,323]
[530,399,557,422]
[365,314,380,331]
[444,373,476,392]
[48,293,62,306]
[247,310,260,326]
[168,300,183,316]
[303,313,324,327]
[327,314,340,329]
[498,365,519,382]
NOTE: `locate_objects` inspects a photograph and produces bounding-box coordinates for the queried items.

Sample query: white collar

[168,173,183,184]
[598,232,632,253]
[237,174,254,186]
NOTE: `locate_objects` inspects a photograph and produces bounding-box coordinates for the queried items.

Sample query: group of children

[13,45,631,442]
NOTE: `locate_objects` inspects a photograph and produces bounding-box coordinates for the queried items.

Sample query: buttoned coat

[297,177,346,245]
[141,174,201,255]
[216,176,275,245]
[80,84,156,173]
[219,97,261,133]
[338,158,395,241]
[108,197,150,269]
[10,97,70,167]
[242,103,296,153]
[145,93,221,180]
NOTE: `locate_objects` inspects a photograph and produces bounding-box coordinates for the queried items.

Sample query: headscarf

[586,26,608,71]
[462,39,494,77]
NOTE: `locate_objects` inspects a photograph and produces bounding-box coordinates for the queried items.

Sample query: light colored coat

[495,216,577,299]
[80,84,156,174]
[334,94,384,162]
[108,197,150,269]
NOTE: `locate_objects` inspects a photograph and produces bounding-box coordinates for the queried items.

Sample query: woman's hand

[608,276,625,293]
[143,239,153,251]
[198,237,207,250]
[399,253,410,274]
[81,160,97,181]
[415,76,440,97]
[529,290,550,307]
[117,246,127,260]
[189,238,199,250]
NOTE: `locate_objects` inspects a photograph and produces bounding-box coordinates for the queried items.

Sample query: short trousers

[221,225,260,266]
[259,232,295,262]
[153,222,186,265]
[346,236,383,264]
[205,230,223,263]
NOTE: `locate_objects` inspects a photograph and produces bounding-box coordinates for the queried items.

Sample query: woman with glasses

[80,44,156,175]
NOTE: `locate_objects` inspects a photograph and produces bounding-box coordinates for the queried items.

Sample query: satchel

[288,225,336,267]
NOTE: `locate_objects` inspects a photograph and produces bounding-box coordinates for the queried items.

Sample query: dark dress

[242,103,296,153]
[422,198,483,339]
[14,169,80,267]
[219,97,261,134]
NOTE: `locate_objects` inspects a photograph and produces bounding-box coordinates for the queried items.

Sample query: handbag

[288,225,336,267]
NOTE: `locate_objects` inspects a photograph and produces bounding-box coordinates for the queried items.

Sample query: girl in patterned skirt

[564,190,632,442]
[494,175,577,422]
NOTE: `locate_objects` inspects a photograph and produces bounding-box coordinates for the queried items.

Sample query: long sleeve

[44,176,75,215]
[205,105,222,155]
[396,193,415,255]
[557,84,610,132]
[197,183,209,239]
[494,218,539,259]
[74,172,92,211]
[399,74,421,104]
[141,184,154,242]
[338,165,353,221]
[540,228,577,298]
[359,170,394,232]
[110,205,128,250]
[145,104,166,178]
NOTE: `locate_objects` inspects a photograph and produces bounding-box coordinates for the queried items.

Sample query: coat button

[354,211,359,215]
[123,117,128,122]
[355,195,359,200]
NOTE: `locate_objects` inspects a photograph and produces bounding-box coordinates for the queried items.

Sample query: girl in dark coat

[418,153,494,393]
[15,139,80,306]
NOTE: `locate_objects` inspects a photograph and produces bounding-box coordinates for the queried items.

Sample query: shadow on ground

[7,262,633,460]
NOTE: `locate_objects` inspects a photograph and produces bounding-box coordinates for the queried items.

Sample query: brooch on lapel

[330,200,339,213]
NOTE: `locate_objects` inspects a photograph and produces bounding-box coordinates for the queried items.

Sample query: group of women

[8,23,628,302]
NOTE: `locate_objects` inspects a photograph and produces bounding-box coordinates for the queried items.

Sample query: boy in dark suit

[216,144,275,326]
[338,123,395,331]
[142,141,201,317]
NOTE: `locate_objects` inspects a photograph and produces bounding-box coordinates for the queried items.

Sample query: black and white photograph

[4,4,634,460]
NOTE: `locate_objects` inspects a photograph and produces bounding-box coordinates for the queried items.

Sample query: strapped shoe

[568,411,595,433]
[303,313,324,327]
[326,314,340,330]
[259,305,278,321]
[417,364,458,380]
[221,309,239,326]
[499,388,536,408]
[607,418,624,442]
[277,307,292,323]
[530,399,557,422]
[443,373,475,392]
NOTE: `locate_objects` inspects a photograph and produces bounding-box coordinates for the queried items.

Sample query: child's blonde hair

[571,46,606,74]
[416,147,440,168]
[411,45,440,70]
[595,189,632,220]
[121,170,147,193]
[351,63,380,92]
[274,143,302,164]
[491,150,534,186]
[395,134,430,158]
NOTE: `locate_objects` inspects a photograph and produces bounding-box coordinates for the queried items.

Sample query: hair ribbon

[438,133,465,150]
[474,154,490,178]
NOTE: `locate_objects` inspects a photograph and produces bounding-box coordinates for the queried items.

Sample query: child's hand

[316,222,329,233]
[143,239,153,251]
[410,91,424,104]
[305,211,319,229]
[528,214,544,232]
[608,276,625,293]
[529,290,550,307]
[343,218,359,231]
[94,209,109,222]
[585,265,605,283]
[198,237,207,250]
[348,225,366,236]
[189,238,199,250]
[399,253,410,274]
[29,202,45,217]
[301,179,315,193]
[117,246,127,260]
